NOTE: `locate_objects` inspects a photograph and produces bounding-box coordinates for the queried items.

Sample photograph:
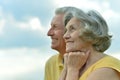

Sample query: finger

[63,53,68,63]
[64,53,68,60]
[85,50,90,58]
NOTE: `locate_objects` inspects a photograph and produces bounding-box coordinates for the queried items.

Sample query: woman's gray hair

[64,9,112,52]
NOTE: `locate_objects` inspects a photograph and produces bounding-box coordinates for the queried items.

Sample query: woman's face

[63,17,91,53]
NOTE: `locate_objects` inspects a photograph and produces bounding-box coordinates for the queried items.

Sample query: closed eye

[69,25,76,31]
[65,24,77,33]
[51,24,60,30]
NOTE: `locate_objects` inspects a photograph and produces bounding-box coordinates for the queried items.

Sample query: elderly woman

[59,8,120,80]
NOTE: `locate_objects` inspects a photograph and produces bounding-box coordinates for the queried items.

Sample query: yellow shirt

[44,54,120,80]
[80,55,120,80]
[44,54,63,80]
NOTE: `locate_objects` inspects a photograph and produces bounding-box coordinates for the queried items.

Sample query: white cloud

[0,10,47,36]
[17,17,44,32]
[53,0,102,10]
[0,48,53,78]
[102,8,120,21]
[109,52,120,60]
[29,18,43,31]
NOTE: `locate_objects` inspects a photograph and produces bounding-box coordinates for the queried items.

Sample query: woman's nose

[63,32,70,39]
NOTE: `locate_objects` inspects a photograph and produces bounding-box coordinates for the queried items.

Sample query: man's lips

[51,38,58,44]
[51,37,58,40]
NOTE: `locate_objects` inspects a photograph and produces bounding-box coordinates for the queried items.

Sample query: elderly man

[44,7,79,80]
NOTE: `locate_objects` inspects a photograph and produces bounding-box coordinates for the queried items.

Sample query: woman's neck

[79,50,106,77]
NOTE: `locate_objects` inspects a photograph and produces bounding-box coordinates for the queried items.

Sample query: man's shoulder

[46,54,59,64]
[49,54,59,60]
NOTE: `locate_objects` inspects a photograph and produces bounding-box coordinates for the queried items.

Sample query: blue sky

[0,0,120,80]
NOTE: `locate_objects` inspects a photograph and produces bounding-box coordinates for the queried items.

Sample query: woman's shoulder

[93,55,120,71]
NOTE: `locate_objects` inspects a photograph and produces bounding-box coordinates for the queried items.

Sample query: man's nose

[47,29,54,36]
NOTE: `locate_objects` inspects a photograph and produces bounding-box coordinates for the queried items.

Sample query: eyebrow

[67,23,76,29]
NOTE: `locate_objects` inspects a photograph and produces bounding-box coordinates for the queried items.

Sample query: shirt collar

[58,54,64,68]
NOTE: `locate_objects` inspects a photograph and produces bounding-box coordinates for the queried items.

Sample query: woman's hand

[63,50,90,80]
[59,50,90,80]
[67,50,90,70]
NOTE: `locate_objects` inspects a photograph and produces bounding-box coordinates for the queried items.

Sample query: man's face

[47,14,66,52]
